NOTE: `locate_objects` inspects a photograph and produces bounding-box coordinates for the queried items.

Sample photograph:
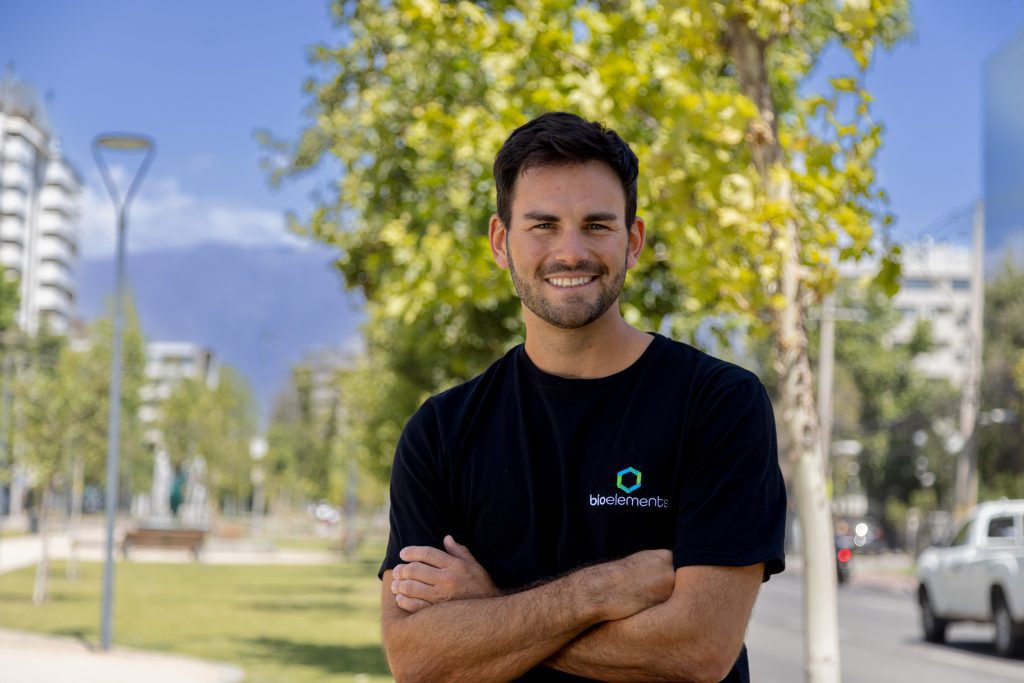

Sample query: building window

[952,279,971,291]
[903,278,933,290]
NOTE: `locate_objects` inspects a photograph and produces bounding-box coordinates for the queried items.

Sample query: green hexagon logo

[616,467,642,494]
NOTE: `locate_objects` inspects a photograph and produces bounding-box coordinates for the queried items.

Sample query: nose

[550,228,589,267]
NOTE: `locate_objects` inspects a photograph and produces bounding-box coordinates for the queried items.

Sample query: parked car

[916,499,1024,656]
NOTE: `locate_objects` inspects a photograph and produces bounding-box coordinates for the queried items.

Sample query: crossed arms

[380,535,763,683]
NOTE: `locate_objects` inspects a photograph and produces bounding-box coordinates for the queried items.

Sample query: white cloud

[78,168,308,258]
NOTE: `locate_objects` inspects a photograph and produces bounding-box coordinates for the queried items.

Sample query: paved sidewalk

[0,628,243,683]
[0,528,340,575]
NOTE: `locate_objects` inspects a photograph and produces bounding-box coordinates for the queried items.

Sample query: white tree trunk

[727,16,842,682]
[32,484,51,605]
[775,176,841,683]
[67,455,84,580]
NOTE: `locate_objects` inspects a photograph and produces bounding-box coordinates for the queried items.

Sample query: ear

[625,216,646,270]
[489,214,509,269]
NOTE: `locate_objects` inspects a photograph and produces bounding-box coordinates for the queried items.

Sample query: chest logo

[616,467,642,493]
[588,466,670,509]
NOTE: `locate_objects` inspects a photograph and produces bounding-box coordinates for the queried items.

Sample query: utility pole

[816,295,865,495]
[954,201,985,520]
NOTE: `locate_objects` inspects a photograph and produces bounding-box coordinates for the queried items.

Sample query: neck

[522,305,653,379]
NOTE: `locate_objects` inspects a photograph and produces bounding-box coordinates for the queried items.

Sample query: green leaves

[159,367,256,504]
[267,0,911,480]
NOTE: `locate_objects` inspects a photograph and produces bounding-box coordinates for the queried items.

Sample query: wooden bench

[122,527,207,560]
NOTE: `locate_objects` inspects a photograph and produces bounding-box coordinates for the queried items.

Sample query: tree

[15,331,66,603]
[821,283,959,544]
[266,2,910,679]
[0,272,19,333]
[159,367,257,511]
[15,299,147,592]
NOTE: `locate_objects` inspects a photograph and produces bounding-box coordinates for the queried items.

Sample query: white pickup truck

[917,499,1024,656]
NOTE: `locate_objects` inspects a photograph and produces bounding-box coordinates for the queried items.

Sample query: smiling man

[379,112,786,683]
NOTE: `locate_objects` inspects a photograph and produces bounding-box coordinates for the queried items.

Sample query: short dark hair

[493,112,639,231]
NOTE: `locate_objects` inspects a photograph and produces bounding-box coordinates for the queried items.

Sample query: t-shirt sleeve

[378,399,453,580]
[673,374,786,581]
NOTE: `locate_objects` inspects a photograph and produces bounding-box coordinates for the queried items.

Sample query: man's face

[489,161,644,330]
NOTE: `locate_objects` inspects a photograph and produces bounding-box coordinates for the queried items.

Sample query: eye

[532,223,556,230]
[586,223,611,231]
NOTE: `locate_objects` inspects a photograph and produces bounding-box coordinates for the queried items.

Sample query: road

[747,572,1024,682]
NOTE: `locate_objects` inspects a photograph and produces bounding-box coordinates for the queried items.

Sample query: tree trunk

[33,484,51,605]
[67,455,84,580]
[726,16,841,683]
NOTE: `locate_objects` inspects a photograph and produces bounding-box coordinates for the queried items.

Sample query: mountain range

[76,242,363,423]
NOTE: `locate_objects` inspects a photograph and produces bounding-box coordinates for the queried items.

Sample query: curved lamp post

[92,133,155,651]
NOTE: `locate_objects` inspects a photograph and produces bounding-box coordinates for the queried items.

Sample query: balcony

[1,162,33,192]
[44,161,78,193]
[36,235,74,266]
[38,215,79,251]
[38,260,75,297]
[0,216,24,243]
[39,187,78,218]
[1,189,27,218]
[35,285,71,313]
[1,134,37,166]
[0,244,22,270]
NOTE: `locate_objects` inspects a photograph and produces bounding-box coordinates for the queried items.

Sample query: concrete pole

[954,201,985,520]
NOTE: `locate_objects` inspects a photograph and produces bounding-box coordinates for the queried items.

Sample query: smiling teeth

[549,277,594,287]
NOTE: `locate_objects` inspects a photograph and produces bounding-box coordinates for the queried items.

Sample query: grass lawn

[0,557,392,683]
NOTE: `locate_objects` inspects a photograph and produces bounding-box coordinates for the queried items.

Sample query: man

[379,112,786,682]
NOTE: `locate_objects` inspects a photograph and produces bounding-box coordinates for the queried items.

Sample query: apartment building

[0,72,80,335]
[841,242,974,388]
[140,341,219,448]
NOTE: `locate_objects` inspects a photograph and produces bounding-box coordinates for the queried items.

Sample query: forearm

[382,549,675,682]
[546,564,762,683]
[384,578,602,682]
[547,601,717,682]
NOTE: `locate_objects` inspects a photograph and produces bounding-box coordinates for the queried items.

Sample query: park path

[0,524,343,682]
[0,627,244,683]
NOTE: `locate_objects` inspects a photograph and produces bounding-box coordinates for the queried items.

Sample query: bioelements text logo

[589,466,670,509]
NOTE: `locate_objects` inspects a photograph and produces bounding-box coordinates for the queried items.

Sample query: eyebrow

[521,211,620,223]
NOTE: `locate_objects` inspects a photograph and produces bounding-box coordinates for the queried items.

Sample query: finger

[394,578,438,601]
[395,593,432,613]
[392,563,406,579]
[400,544,455,568]
[400,561,446,586]
[443,535,475,562]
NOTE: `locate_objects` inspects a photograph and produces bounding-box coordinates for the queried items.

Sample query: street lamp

[92,133,155,652]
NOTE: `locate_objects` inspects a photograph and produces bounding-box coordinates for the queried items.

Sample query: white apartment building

[841,242,974,387]
[140,341,219,447]
[0,72,80,335]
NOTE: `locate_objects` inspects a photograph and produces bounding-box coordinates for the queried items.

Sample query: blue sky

[2,0,1023,257]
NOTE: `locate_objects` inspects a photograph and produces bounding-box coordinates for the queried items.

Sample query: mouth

[545,275,597,288]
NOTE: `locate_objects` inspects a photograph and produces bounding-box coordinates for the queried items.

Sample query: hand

[391,535,500,613]
[586,549,675,621]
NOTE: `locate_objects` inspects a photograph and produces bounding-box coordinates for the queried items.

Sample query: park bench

[122,526,207,561]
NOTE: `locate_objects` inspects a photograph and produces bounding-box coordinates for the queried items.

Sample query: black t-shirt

[381,333,786,682]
